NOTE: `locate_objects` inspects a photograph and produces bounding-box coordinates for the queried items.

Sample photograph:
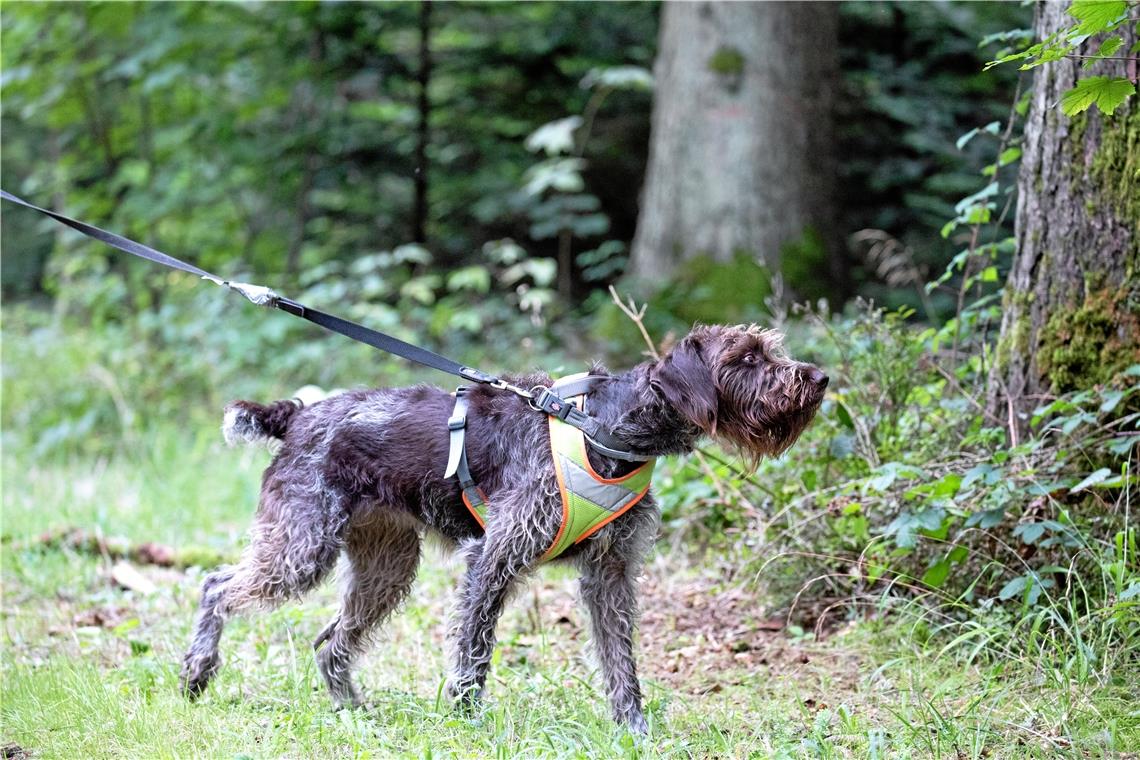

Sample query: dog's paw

[624,712,649,736]
[445,680,483,715]
[179,653,220,701]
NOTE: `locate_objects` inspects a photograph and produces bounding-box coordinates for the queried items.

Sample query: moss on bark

[1037,284,1140,393]
[995,289,1034,370]
[1089,108,1140,254]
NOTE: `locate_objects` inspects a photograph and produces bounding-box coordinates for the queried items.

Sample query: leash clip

[221,280,279,307]
[489,378,534,399]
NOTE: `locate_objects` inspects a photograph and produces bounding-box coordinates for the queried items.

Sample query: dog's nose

[808,367,829,389]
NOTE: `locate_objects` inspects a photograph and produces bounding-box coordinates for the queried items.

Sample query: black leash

[0,189,508,390]
[1,189,652,461]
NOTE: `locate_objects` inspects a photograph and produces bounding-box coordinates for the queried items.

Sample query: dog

[180,323,827,733]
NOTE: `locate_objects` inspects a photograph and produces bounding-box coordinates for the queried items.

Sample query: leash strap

[1,189,221,282]
[444,389,470,480]
[2,188,648,460]
[549,374,609,400]
[1,189,498,387]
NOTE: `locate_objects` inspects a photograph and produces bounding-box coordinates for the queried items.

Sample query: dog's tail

[222,400,302,445]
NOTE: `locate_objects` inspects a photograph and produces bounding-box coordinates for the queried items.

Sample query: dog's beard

[715,385,824,471]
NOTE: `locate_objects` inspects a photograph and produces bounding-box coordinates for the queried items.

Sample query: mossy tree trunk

[628,1,840,297]
[990,1,1139,440]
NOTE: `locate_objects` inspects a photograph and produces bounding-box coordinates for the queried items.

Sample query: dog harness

[445,374,656,560]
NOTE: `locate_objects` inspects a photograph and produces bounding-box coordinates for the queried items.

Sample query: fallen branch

[16,526,232,569]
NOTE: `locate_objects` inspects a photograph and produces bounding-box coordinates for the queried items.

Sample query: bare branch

[608,285,660,359]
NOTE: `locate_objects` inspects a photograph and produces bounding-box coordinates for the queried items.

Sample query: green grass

[2,423,1136,758]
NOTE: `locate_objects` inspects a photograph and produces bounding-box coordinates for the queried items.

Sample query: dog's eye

[742,353,757,365]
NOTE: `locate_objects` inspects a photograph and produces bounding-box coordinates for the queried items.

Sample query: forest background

[1,2,1137,758]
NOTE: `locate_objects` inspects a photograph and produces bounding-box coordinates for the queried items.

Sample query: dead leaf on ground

[110,561,156,595]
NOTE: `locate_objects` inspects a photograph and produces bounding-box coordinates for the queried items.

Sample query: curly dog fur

[180,324,827,732]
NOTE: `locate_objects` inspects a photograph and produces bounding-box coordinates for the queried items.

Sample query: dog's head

[651,324,826,463]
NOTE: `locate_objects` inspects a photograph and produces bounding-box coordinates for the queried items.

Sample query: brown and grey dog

[180,324,826,732]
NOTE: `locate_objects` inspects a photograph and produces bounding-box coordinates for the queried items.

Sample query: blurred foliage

[1,2,1031,318]
[0,1,656,296]
[838,1,1028,314]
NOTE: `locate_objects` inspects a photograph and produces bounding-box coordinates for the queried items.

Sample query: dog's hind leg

[180,482,350,700]
[577,503,660,734]
[314,511,421,708]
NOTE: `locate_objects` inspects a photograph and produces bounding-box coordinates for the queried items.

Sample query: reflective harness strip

[541,404,655,559]
[446,377,656,560]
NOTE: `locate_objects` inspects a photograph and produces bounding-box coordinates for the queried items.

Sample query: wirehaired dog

[180,324,827,732]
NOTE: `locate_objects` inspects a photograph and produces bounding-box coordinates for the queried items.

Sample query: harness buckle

[531,388,578,420]
[447,416,466,432]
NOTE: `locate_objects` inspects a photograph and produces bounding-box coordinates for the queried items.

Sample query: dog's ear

[652,334,718,433]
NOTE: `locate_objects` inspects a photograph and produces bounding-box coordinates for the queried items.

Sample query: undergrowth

[4,280,1137,756]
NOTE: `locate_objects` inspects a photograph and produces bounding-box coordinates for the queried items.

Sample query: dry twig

[609,285,660,360]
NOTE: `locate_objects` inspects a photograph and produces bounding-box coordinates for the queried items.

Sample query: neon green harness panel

[542,399,656,559]
[458,391,656,560]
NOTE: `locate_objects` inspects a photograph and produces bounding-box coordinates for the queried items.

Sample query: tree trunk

[629,1,839,295]
[412,0,432,245]
[990,1,1139,440]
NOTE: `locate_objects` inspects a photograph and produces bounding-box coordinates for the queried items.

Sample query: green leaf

[998,147,1021,166]
[1013,522,1047,545]
[1095,36,1124,57]
[1071,467,1113,493]
[393,244,433,266]
[961,464,993,490]
[999,575,1029,600]
[399,274,441,305]
[883,508,945,549]
[955,121,1001,150]
[965,507,1004,529]
[1060,76,1136,116]
[930,473,963,499]
[954,182,999,214]
[524,116,583,156]
[834,400,855,430]
[580,66,653,91]
[1099,389,1125,413]
[1107,435,1139,456]
[1067,0,1127,35]
[866,462,925,493]
[445,266,491,294]
[980,266,999,282]
[922,558,951,589]
[964,205,992,225]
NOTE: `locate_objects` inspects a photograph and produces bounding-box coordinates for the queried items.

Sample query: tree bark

[989,1,1139,440]
[629,1,839,292]
[412,0,432,245]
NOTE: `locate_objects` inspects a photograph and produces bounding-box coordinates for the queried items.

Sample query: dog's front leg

[577,504,660,734]
[447,529,542,708]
